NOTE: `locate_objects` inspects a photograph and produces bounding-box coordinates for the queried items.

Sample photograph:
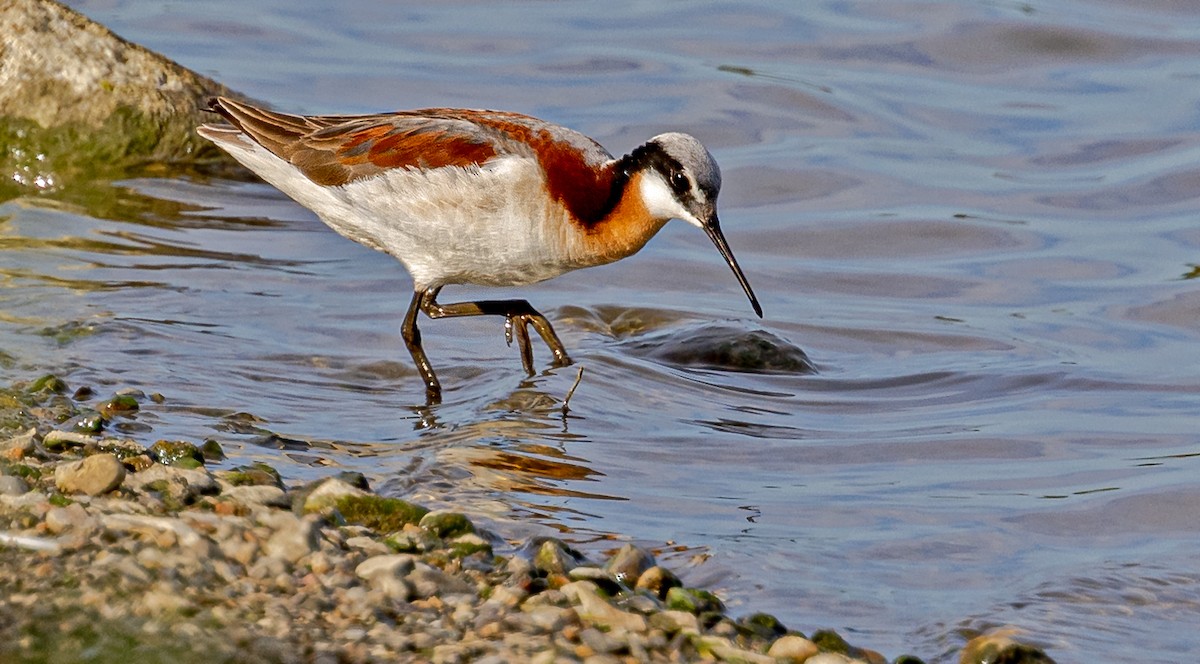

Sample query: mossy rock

[665,587,724,615]
[147,440,204,469]
[221,462,282,488]
[335,495,429,533]
[29,374,69,395]
[419,510,475,538]
[97,394,139,419]
[811,629,851,654]
[737,612,788,640]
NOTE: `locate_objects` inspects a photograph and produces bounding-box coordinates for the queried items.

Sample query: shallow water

[6,0,1200,660]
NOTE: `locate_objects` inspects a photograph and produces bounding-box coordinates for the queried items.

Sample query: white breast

[213,137,583,290]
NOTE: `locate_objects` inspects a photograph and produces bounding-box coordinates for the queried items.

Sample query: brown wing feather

[208,97,506,186]
[205,97,622,225]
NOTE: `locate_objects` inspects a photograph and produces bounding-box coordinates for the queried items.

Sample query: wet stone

[334,494,429,532]
[960,630,1055,664]
[297,477,368,514]
[69,412,105,435]
[54,453,125,496]
[532,538,586,576]
[738,612,788,640]
[220,462,283,488]
[603,543,656,586]
[29,374,69,394]
[624,323,816,374]
[419,510,475,538]
[97,393,139,419]
[562,580,647,633]
[199,439,226,462]
[125,464,218,507]
[148,440,205,469]
[42,429,94,451]
[664,587,724,615]
[649,610,699,635]
[635,565,681,599]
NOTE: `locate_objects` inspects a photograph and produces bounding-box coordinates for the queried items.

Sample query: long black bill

[704,217,763,318]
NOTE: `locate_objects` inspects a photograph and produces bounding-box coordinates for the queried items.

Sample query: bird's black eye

[669,171,690,195]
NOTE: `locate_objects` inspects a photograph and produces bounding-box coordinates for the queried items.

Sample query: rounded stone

[635,565,681,599]
[261,513,321,563]
[418,510,475,538]
[767,635,820,662]
[603,543,656,585]
[355,554,418,581]
[0,475,29,496]
[54,453,125,496]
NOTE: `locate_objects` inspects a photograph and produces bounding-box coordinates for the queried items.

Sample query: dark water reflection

[5,0,1200,660]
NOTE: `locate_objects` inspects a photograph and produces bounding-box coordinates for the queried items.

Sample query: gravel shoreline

[0,376,1054,663]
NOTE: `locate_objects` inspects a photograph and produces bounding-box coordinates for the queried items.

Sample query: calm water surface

[6,1,1200,661]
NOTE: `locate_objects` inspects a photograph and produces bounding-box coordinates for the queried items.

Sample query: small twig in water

[561,366,584,414]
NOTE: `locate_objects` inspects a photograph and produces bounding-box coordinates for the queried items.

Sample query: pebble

[355,553,417,580]
[261,513,320,563]
[54,453,125,495]
[603,543,655,585]
[806,654,858,664]
[220,484,288,508]
[0,475,29,495]
[0,427,36,459]
[0,376,1049,664]
[299,477,368,514]
[635,565,681,598]
[561,581,647,633]
[43,502,96,535]
[768,634,821,661]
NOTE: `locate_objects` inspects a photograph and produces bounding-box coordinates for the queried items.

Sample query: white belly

[217,140,582,290]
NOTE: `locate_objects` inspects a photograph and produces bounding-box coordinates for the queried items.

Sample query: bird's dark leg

[418,288,572,376]
[401,289,442,404]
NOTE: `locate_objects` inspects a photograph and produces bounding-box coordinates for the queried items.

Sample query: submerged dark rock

[624,322,816,374]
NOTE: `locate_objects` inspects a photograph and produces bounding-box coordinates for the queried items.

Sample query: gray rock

[44,502,97,535]
[222,484,289,509]
[124,464,218,504]
[54,453,125,495]
[418,510,475,538]
[0,427,36,457]
[42,430,94,450]
[767,635,820,661]
[261,513,321,563]
[0,475,29,496]
[355,554,417,581]
[530,537,585,576]
[635,565,681,599]
[408,562,472,599]
[0,0,238,197]
[298,477,368,515]
[603,543,656,585]
[522,604,572,633]
[561,580,647,633]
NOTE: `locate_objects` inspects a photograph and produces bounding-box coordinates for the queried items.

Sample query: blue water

[5,1,1200,660]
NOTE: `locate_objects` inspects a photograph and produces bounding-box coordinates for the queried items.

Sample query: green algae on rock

[0,0,244,200]
[334,494,430,532]
[418,510,476,538]
[147,440,205,469]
